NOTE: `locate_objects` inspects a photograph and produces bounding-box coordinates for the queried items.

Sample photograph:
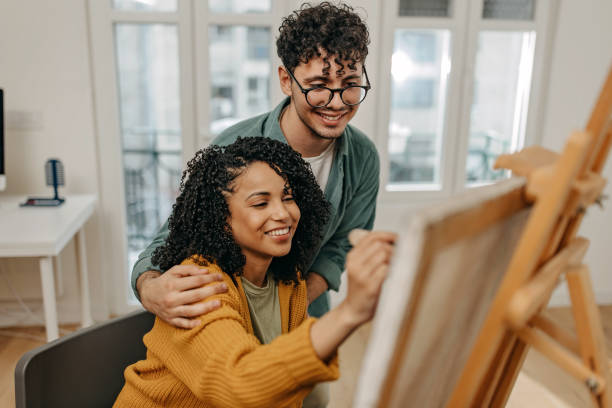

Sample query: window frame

[88,0,558,313]
[88,0,285,314]
[376,0,558,206]
[193,1,285,147]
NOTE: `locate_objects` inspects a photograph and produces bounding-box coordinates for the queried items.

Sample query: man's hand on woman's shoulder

[137,265,228,329]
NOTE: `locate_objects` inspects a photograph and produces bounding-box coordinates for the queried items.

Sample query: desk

[0,195,97,341]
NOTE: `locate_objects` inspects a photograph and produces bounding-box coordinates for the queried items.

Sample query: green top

[130,97,380,317]
[240,276,282,345]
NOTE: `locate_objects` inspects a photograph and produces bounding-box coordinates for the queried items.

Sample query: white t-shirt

[303,141,335,193]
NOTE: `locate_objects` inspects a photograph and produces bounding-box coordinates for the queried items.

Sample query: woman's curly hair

[277,2,370,73]
[151,137,330,285]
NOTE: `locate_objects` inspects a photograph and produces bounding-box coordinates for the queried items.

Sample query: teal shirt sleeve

[130,219,170,301]
[309,148,380,294]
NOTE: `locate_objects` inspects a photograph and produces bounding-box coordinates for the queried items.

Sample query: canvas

[354,64,612,408]
[354,177,531,408]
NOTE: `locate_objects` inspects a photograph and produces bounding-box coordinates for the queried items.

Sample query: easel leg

[475,333,521,407]
[489,339,529,407]
[567,265,612,407]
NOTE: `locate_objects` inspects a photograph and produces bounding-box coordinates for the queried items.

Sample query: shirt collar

[262,98,290,143]
[265,97,349,157]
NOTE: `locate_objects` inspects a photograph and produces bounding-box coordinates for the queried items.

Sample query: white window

[88,0,556,312]
[378,0,555,202]
[89,0,284,312]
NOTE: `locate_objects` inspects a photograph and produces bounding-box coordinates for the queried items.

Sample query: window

[89,0,554,312]
[113,23,182,302]
[398,0,451,17]
[246,76,269,108]
[208,0,271,14]
[388,30,450,186]
[483,0,535,20]
[392,78,436,109]
[396,31,438,63]
[381,0,552,194]
[466,30,535,183]
[210,25,232,42]
[113,0,177,12]
[211,85,234,118]
[247,27,270,60]
[89,0,281,311]
[208,25,271,135]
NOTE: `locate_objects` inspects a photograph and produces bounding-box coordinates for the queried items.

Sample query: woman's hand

[341,230,397,326]
[309,230,396,361]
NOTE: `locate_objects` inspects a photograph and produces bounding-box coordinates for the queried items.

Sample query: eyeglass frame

[284,65,372,108]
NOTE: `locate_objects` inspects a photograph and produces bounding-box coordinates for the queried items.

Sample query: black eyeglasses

[285,66,371,108]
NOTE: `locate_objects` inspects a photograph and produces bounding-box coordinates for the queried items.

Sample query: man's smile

[316,110,347,125]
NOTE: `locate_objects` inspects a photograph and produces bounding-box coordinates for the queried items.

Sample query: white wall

[0,0,108,325]
[540,0,612,306]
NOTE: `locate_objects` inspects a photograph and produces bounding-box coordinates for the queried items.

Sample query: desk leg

[76,228,94,327]
[53,255,64,297]
[40,257,59,342]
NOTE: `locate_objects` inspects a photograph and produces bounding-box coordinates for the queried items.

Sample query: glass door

[89,0,284,312]
[114,23,183,298]
[194,0,283,146]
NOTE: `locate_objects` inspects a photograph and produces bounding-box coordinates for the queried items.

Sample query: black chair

[14,310,155,408]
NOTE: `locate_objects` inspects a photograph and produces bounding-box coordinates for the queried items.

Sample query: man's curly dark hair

[277,2,370,73]
[151,137,330,286]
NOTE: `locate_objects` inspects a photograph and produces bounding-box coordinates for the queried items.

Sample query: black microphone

[21,158,66,207]
[45,159,65,201]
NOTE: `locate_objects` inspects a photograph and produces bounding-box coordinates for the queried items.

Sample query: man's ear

[278,66,292,97]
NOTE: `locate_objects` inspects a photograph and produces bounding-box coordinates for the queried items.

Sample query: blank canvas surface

[354,178,530,408]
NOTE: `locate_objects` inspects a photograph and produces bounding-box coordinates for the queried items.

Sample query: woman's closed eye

[251,196,293,208]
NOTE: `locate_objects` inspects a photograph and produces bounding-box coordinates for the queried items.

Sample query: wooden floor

[1,307,611,407]
[0,324,79,407]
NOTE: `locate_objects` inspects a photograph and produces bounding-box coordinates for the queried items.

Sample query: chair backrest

[15,310,155,408]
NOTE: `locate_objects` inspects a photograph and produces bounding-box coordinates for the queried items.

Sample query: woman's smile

[227,161,301,263]
[265,226,291,238]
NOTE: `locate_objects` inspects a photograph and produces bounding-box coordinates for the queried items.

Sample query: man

[132,1,378,326]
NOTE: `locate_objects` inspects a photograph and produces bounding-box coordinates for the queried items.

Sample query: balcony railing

[389,130,510,184]
[121,128,182,256]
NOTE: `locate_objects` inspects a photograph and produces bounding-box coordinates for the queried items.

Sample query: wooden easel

[447,65,612,407]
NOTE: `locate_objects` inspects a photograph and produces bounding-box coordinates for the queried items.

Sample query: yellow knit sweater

[114,259,339,408]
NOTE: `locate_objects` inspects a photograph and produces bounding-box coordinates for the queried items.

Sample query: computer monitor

[0,88,5,191]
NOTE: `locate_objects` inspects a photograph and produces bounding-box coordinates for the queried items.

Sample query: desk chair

[15,310,155,408]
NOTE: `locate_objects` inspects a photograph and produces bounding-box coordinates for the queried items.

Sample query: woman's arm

[144,230,394,407]
[144,270,338,408]
[310,231,397,361]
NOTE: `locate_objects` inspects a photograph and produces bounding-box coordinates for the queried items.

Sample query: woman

[114,137,395,407]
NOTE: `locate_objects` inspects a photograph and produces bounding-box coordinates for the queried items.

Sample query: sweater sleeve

[130,220,169,301]
[143,277,339,407]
